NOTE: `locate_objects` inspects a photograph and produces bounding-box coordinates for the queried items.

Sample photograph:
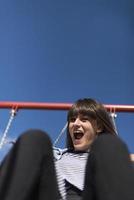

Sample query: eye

[81,116,89,122]
[69,117,76,122]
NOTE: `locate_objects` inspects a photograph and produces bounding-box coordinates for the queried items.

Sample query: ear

[96,123,103,133]
[96,128,102,133]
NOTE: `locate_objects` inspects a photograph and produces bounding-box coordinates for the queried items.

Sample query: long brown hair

[66,98,117,149]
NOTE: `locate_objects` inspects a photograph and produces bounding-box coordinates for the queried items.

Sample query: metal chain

[110,112,118,135]
[0,109,17,149]
[53,122,68,147]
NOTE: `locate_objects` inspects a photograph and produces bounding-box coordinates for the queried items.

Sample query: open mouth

[74,132,84,140]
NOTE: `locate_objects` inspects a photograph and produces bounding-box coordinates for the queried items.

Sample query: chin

[74,146,86,151]
[74,144,90,152]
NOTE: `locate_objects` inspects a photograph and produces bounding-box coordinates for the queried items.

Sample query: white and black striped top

[53,148,89,200]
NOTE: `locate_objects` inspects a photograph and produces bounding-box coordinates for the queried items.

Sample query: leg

[83,134,134,200]
[0,129,58,200]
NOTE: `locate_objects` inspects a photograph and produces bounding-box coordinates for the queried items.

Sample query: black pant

[83,134,134,200]
[0,130,58,200]
[0,130,133,200]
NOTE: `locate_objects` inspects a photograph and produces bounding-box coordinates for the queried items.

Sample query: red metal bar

[0,101,134,112]
[0,101,71,110]
[105,104,134,113]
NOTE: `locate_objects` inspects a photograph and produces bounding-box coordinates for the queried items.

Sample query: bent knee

[17,129,52,148]
[90,134,130,164]
[91,134,127,151]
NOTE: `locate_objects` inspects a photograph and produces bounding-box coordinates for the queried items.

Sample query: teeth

[74,130,82,133]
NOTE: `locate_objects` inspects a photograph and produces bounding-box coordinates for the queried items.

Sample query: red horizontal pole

[0,101,71,110]
[0,101,134,112]
[105,104,134,113]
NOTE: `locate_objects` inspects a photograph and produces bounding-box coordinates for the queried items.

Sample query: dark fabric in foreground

[83,134,134,200]
[0,130,58,200]
[0,131,133,200]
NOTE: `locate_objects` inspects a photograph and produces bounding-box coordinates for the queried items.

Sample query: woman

[0,98,133,200]
[54,98,121,200]
[55,98,134,200]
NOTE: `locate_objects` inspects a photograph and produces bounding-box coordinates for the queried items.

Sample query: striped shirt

[53,148,89,200]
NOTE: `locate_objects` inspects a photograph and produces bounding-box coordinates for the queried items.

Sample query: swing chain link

[109,108,118,135]
[0,109,17,149]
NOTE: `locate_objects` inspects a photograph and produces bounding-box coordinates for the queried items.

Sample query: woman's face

[69,114,99,151]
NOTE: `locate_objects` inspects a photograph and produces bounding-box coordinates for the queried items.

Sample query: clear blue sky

[0,0,134,160]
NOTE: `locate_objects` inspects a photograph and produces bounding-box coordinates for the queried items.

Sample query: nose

[73,118,81,126]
